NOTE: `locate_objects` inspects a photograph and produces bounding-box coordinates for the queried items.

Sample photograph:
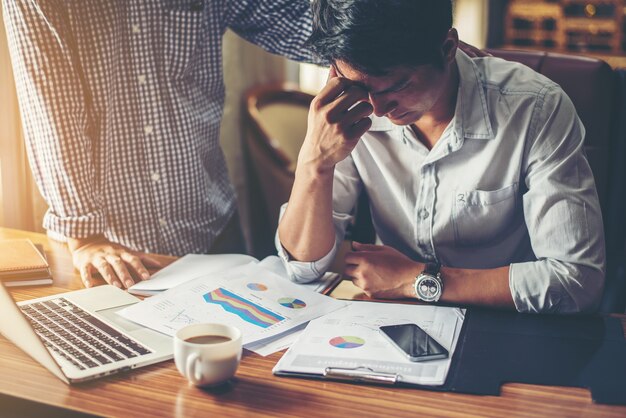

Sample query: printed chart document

[273,302,464,386]
[118,263,346,349]
[128,254,341,296]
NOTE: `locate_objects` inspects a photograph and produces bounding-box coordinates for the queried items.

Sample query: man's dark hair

[308,0,453,75]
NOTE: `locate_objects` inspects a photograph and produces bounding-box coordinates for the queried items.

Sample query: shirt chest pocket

[164,4,207,79]
[452,183,519,247]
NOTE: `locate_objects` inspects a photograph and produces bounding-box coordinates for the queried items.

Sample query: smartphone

[379,323,449,362]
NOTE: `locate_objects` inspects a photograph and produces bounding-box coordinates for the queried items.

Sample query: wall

[0,9,46,232]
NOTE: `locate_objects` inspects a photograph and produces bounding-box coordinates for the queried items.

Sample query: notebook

[0,239,52,287]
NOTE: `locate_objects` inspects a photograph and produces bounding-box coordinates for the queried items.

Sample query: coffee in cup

[184,335,232,345]
[174,323,242,387]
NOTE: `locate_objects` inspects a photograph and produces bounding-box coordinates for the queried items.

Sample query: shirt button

[190,0,204,11]
[138,74,146,85]
[132,24,141,34]
[144,125,153,135]
[151,172,160,182]
[158,218,167,227]
[419,209,430,219]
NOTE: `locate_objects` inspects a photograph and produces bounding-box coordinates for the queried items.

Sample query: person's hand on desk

[344,242,423,299]
[68,235,164,289]
[344,242,515,309]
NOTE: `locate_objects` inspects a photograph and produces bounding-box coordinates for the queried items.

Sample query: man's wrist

[413,262,443,302]
[295,164,336,192]
[296,157,335,179]
[67,234,107,252]
[404,262,426,299]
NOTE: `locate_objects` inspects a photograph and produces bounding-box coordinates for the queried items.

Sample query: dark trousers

[208,211,247,255]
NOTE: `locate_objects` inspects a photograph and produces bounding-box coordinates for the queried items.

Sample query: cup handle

[185,352,202,385]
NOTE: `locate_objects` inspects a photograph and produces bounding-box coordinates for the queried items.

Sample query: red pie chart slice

[329,336,365,349]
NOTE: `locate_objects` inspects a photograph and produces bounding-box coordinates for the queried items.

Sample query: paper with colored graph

[273,302,464,386]
[117,263,346,346]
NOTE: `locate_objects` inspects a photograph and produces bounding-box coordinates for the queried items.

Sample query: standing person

[277,0,605,313]
[3,0,313,289]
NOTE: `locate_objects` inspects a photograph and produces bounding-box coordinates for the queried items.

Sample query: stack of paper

[128,254,258,296]
[118,263,346,354]
[128,254,341,296]
[273,302,464,386]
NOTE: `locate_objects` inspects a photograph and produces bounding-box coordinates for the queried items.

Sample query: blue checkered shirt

[3,0,312,255]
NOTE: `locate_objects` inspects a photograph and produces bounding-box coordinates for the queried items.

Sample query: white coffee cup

[174,323,242,387]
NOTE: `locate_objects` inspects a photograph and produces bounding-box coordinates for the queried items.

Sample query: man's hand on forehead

[296,67,374,173]
[326,65,371,110]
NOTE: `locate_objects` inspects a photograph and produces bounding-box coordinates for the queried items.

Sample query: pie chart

[277,297,306,309]
[247,283,268,291]
[329,336,365,349]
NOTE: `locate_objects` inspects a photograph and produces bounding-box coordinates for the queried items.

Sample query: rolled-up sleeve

[276,155,362,282]
[510,86,605,313]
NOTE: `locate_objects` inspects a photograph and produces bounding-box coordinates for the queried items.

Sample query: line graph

[203,288,284,328]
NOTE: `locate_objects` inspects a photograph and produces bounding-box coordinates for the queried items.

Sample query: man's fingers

[326,85,369,121]
[105,255,135,288]
[346,117,372,140]
[343,264,358,278]
[121,252,151,281]
[328,65,338,81]
[340,101,374,129]
[316,77,353,106]
[79,265,93,288]
[69,238,161,288]
[344,251,365,266]
[325,65,338,85]
[351,241,384,251]
[139,254,165,269]
[93,257,123,288]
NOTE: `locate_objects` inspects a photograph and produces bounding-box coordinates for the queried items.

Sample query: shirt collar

[367,50,495,141]
[368,115,397,132]
[454,49,495,141]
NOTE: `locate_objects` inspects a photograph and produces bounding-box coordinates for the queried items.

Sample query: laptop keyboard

[20,298,152,370]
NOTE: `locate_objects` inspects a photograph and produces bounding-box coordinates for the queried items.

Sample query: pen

[324,367,399,385]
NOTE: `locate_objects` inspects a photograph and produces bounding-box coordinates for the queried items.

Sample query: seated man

[276,0,605,313]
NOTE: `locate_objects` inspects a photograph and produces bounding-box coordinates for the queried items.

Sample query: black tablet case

[440,309,626,405]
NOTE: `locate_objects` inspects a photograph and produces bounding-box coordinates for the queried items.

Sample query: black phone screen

[379,323,448,361]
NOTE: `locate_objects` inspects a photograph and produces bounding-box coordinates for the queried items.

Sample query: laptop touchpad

[97,304,143,333]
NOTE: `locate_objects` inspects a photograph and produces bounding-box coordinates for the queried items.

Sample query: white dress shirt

[277,50,606,313]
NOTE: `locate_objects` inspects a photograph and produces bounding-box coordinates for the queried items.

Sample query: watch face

[417,276,441,302]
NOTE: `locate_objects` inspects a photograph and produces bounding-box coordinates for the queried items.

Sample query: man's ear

[441,28,459,64]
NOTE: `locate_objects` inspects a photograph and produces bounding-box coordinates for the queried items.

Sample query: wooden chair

[243,83,313,257]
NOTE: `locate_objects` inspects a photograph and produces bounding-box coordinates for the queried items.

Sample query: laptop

[0,283,173,384]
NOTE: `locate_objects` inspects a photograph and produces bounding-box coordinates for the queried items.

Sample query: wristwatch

[414,262,443,302]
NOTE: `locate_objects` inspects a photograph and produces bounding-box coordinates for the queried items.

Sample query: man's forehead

[334,61,379,82]
[333,61,404,92]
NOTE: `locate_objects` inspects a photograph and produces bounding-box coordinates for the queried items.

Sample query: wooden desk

[1,227,625,418]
